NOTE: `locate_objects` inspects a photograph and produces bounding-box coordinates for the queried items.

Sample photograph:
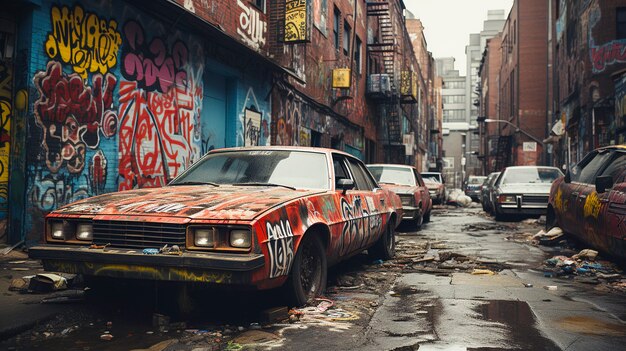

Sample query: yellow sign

[412,71,418,99]
[332,68,351,88]
[400,71,411,96]
[285,0,309,43]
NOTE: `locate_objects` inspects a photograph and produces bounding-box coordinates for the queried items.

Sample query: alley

[1,205,625,351]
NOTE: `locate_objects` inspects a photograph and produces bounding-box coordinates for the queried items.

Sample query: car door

[593,151,626,251]
[345,157,385,251]
[569,150,613,238]
[413,169,430,213]
[332,154,373,256]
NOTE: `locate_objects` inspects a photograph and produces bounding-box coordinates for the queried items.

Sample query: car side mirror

[337,179,355,194]
[596,175,613,193]
[564,170,571,183]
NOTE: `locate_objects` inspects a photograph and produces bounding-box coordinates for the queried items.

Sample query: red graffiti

[90,150,107,194]
[117,74,203,190]
[591,40,626,73]
[34,61,118,173]
[122,20,189,93]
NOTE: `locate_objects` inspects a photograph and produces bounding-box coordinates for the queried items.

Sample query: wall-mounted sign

[332,68,351,88]
[244,108,262,146]
[443,157,454,169]
[523,141,537,152]
[400,71,411,96]
[285,0,310,43]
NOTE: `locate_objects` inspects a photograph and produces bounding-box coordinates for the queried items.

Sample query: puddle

[557,316,626,336]
[474,300,560,351]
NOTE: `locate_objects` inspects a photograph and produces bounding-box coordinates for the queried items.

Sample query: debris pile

[446,189,473,207]
[542,249,625,292]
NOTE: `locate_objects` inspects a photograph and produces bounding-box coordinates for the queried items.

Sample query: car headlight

[76,223,93,241]
[50,221,65,240]
[230,229,251,248]
[498,195,516,203]
[193,228,215,247]
[400,195,414,206]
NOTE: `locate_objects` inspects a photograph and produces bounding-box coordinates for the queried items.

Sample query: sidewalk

[0,247,67,340]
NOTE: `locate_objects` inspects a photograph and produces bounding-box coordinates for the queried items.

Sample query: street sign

[523,142,537,152]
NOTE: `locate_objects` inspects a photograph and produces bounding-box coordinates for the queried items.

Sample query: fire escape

[366,0,401,153]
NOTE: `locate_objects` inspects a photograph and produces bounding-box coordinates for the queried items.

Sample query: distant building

[437,57,467,188]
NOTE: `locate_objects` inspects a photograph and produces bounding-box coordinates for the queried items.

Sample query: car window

[333,154,352,188]
[368,166,416,186]
[501,168,562,185]
[414,169,425,187]
[598,152,626,184]
[571,151,612,184]
[347,158,374,190]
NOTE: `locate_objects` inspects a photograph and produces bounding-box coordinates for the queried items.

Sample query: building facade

[551,0,626,168]
[0,0,427,245]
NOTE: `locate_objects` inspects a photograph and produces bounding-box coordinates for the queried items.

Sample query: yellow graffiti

[284,0,308,42]
[583,191,601,219]
[45,5,122,78]
[49,261,80,274]
[554,188,568,212]
[169,268,232,283]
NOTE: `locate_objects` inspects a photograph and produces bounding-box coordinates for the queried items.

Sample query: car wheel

[413,207,424,231]
[284,234,327,307]
[370,217,396,260]
[423,209,431,223]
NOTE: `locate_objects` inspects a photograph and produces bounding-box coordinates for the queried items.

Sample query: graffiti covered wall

[19,0,271,241]
[0,60,12,231]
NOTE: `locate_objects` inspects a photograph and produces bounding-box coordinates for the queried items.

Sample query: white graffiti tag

[266,219,295,278]
[237,0,267,50]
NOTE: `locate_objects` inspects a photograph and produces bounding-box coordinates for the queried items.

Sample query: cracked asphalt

[2,205,625,351]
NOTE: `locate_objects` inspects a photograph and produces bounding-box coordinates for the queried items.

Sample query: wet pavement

[1,205,625,350]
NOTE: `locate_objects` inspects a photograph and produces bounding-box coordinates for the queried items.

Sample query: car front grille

[93,220,187,249]
[523,195,548,204]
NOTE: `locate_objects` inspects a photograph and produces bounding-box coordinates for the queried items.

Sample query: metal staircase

[495,135,512,171]
[366,0,396,90]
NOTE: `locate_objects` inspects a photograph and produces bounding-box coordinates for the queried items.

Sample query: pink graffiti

[117,73,203,190]
[34,61,118,173]
[122,20,189,93]
[591,40,626,73]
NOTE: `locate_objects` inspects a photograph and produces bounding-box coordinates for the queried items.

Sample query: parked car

[492,166,564,221]
[547,145,626,261]
[464,175,487,202]
[421,172,447,204]
[481,172,501,213]
[29,147,403,306]
[367,164,433,229]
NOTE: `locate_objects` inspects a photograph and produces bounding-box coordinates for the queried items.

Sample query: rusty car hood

[380,183,416,195]
[53,185,325,221]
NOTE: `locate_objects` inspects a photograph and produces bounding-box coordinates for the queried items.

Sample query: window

[355,36,362,74]
[442,95,465,104]
[618,8,626,39]
[598,152,626,183]
[346,158,375,190]
[253,0,265,12]
[333,7,340,49]
[443,109,465,122]
[343,20,351,55]
[570,151,612,184]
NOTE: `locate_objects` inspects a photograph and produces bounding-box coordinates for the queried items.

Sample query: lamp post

[483,119,544,146]
[483,119,544,165]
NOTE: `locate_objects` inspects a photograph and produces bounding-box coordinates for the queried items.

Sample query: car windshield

[170,150,330,190]
[422,173,442,183]
[468,176,486,184]
[368,166,416,186]
[501,167,563,185]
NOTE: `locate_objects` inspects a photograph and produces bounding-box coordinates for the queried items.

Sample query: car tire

[423,210,431,223]
[284,234,327,307]
[370,217,396,260]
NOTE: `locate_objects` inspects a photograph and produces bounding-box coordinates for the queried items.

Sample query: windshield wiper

[233,182,296,190]
[170,181,219,187]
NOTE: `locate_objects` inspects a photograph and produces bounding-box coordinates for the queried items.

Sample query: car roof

[504,166,561,170]
[208,146,355,158]
[367,163,415,169]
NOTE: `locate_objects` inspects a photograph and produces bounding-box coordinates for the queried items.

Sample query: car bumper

[29,245,265,285]
[495,204,547,216]
[402,205,419,220]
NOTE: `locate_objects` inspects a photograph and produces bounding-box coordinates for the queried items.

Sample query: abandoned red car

[367,164,432,229]
[547,145,626,261]
[29,147,403,305]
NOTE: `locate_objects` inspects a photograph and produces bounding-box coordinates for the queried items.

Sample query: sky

[405,0,514,76]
